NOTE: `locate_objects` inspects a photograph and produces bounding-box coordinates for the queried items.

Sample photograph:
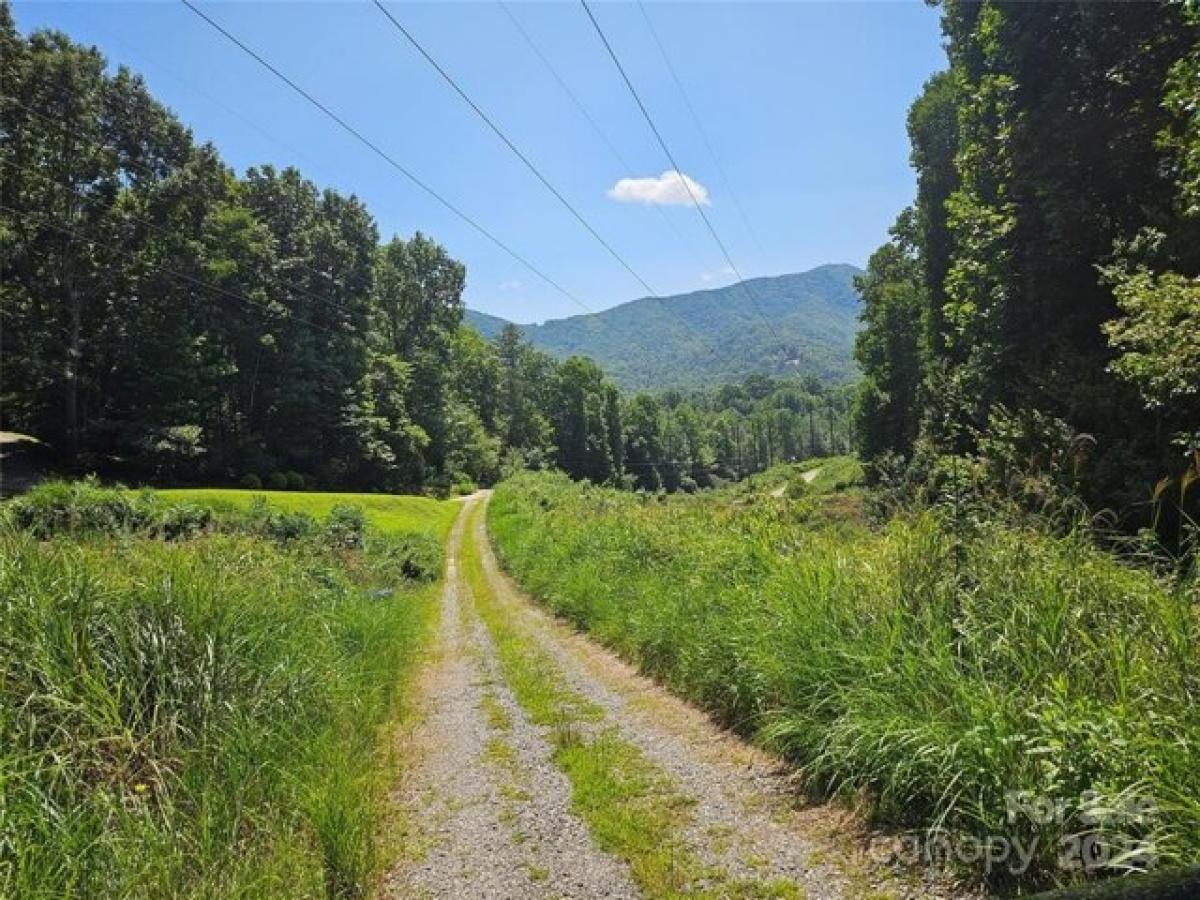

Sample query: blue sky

[12,1,946,323]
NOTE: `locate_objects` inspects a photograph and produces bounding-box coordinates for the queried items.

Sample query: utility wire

[72,11,330,177]
[6,75,712,373]
[372,0,738,371]
[498,0,694,255]
[373,0,658,300]
[179,0,593,316]
[579,0,785,347]
[6,95,545,334]
[172,1,738,375]
[636,0,766,259]
[4,93,347,293]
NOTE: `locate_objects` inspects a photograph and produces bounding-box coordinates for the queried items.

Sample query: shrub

[156,502,214,540]
[261,510,318,544]
[784,474,810,500]
[239,473,262,490]
[284,471,306,491]
[265,472,288,491]
[367,533,443,583]
[325,505,367,551]
[6,482,312,546]
[7,479,155,538]
[426,472,453,501]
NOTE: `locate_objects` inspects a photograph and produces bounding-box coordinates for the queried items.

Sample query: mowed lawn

[159,488,461,540]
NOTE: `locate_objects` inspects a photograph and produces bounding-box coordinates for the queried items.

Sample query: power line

[498,0,695,255]
[171,1,738,375]
[5,58,717,375]
[3,94,343,294]
[373,0,658,300]
[579,0,785,347]
[179,0,593,317]
[11,57,631,359]
[372,0,738,372]
[635,0,766,259]
[6,93,548,337]
[73,10,330,178]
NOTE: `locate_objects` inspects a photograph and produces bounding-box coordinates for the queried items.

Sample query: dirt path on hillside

[770,465,822,498]
[385,496,973,899]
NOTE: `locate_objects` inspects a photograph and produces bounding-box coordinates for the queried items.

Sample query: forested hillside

[853,1,1200,525]
[466,264,862,390]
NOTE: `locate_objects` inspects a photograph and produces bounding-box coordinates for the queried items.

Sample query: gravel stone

[382,507,638,899]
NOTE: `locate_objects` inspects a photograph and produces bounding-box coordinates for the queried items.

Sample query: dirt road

[384,494,964,899]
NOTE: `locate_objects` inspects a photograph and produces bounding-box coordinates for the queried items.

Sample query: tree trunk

[65,277,80,458]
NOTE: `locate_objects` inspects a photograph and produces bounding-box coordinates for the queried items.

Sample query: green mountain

[465,264,863,391]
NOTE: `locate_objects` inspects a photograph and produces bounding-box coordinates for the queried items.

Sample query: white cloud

[700,265,736,284]
[498,279,523,292]
[607,169,710,207]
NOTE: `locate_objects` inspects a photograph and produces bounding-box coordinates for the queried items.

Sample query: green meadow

[158,487,461,540]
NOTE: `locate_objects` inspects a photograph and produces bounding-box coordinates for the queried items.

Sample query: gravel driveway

[383,496,977,900]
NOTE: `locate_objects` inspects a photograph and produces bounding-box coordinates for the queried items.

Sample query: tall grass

[488,472,1200,889]
[0,482,441,897]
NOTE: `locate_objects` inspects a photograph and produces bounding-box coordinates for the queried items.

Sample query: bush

[265,472,288,491]
[6,479,156,538]
[6,481,308,545]
[783,474,810,500]
[325,505,367,551]
[284,471,306,491]
[262,510,318,544]
[425,472,453,501]
[239,473,262,490]
[367,533,443,583]
[156,502,214,540]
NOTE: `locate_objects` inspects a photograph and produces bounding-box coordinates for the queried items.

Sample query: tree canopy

[852,0,1200,521]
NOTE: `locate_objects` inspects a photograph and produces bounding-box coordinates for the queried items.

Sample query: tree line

[619,375,853,491]
[437,326,851,493]
[1,8,463,490]
[853,0,1200,524]
[0,8,849,495]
